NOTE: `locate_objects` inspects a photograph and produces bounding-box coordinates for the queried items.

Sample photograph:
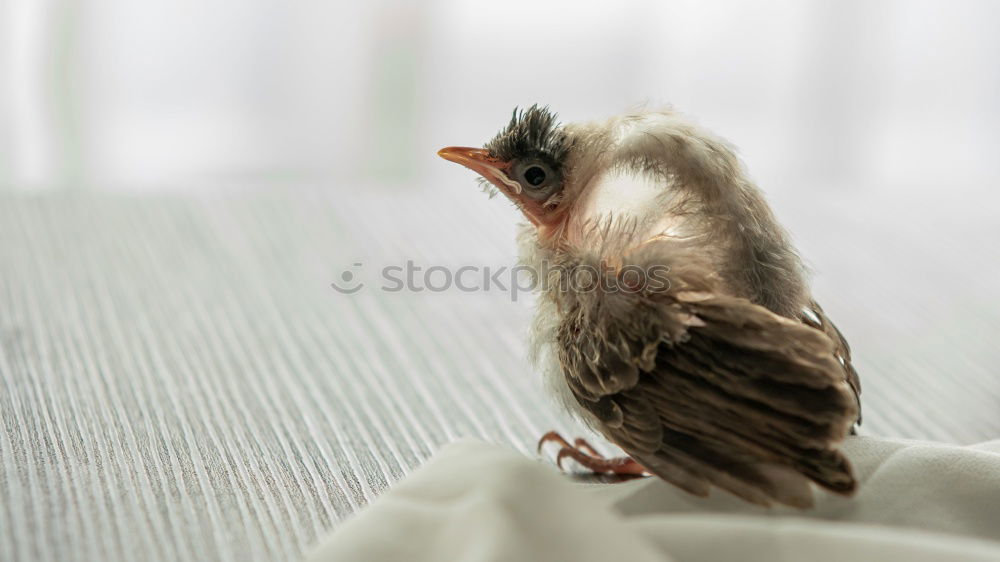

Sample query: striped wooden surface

[1,182,998,561]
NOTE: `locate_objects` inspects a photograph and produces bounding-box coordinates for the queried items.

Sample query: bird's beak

[437,146,520,192]
[438,146,544,226]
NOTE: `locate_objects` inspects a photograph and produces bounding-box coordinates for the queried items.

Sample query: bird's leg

[537,431,650,476]
[537,431,598,456]
[557,448,650,476]
[572,437,603,458]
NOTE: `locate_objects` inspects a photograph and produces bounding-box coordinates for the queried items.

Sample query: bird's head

[439,105,722,251]
[438,105,572,234]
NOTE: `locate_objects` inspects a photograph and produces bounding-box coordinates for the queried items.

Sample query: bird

[437,105,861,508]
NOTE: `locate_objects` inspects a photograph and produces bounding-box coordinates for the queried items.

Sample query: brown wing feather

[557,284,858,508]
[802,300,862,426]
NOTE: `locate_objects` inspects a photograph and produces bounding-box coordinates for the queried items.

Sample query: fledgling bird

[438,105,861,508]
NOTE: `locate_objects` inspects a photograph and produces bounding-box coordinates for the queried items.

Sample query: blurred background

[3,0,1000,438]
[3,0,999,192]
[2,0,1000,441]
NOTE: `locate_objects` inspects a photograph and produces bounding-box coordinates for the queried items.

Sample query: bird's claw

[537,431,603,457]
[537,430,650,476]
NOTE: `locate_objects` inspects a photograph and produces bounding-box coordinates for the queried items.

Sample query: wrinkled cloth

[307,437,1000,562]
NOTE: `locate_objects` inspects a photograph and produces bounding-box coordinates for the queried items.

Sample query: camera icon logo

[331,263,364,294]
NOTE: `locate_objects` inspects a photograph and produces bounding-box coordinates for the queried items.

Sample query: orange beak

[437,147,526,195]
[439,146,547,226]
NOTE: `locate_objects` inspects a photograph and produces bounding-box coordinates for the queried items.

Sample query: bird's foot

[537,431,650,476]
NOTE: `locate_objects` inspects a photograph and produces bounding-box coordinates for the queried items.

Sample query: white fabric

[307,437,1000,562]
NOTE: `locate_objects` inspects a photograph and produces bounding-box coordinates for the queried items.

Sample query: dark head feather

[484,105,569,168]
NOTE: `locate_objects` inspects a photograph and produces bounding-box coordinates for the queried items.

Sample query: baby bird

[438,106,861,508]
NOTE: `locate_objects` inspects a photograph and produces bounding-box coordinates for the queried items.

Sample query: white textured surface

[307,439,1000,562]
[1,183,998,561]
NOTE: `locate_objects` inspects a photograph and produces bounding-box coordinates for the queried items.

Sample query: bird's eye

[512,159,560,199]
[523,166,546,186]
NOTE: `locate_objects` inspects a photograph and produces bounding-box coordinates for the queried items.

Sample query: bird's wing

[801,300,862,426]
[557,285,859,508]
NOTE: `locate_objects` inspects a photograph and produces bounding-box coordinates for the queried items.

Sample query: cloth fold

[307,437,1000,562]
